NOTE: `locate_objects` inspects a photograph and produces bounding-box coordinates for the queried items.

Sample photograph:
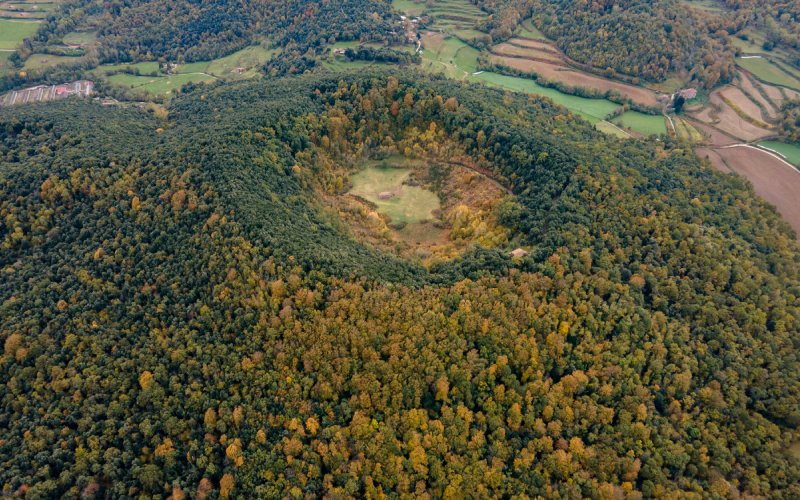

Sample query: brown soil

[763,84,787,105]
[488,55,660,107]
[491,44,562,64]
[710,146,800,234]
[696,147,732,173]
[507,38,562,55]
[689,120,739,146]
[738,73,778,117]
[784,88,800,100]
[707,93,772,141]
[720,87,769,124]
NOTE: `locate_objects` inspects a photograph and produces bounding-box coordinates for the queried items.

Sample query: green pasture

[0,19,40,49]
[759,141,800,166]
[612,111,667,136]
[349,165,440,225]
[736,56,800,90]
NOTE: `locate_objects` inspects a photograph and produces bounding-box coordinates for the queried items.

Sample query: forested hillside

[28,0,400,64]
[1,72,799,497]
[477,0,737,87]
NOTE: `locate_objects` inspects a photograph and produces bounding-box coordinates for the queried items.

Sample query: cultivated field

[701,145,800,234]
[759,141,800,166]
[689,88,773,142]
[420,32,478,79]
[517,19,547,40]
[488,38,661,107]
[469,71,619,123]
[612,111,667,136]
[395,0,486,40]
[0,18,39,49]
[738,72,779,116]
[95,46,278,97]
[736,56,800,91]
[0,0,57,19]
[23,53,81,70]
[62,30,96,46]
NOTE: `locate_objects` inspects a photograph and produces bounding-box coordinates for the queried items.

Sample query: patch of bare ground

[721,87,769,124]
[488,55,660,107]
[506,38,563,56]
[707,93,773,141]
[690,105,717,124]
[329,154,513,262]
[696,147,732,173]
[689,120,739,146]
[763,84,788,105]
[738,73,778,117]
[491,44,562,64]
[711,146,800,234]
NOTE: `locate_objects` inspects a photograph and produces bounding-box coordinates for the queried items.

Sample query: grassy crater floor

[348,162,440,225]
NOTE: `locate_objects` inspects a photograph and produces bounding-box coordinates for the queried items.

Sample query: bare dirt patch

[689,120,739,146]
[488,55,659,107]
[506,38,563,56]
[711,146,800,234]
[721,87,769,123]
[706,93,773,141]
[763,84,788,105]
[491,44,562,64]
[697,147,731,173]
[738,73,778,117]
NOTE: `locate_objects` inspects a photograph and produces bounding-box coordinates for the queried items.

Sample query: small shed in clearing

[509,248,529,258]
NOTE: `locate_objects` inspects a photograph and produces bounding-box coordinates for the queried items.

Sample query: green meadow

[0,19,40,50]
[349,165,440,225]
[612,111,667,136]
[736,57,800,90]
[759,141,800,166]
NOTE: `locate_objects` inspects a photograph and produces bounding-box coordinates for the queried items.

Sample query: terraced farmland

[736,56,800,91]
[487,33,661,108]
[394,0,487,40]
[94,46,279,97]
[759,141,800,167]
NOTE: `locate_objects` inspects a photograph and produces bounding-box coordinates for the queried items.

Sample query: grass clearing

[205,45,278,79]
[0,50,11,71]
[97,61,160,75]
[62,30,96,45]
[736,57,800,90]
[22,53,81,70]
[518,19,547,40]
[421,34,479,79]
[468,71,620,123]
[759,141,800,166]
[0,19,40,49]
[595,120,630,138]
[392,0,424,16]
[612,111,667,136]
[105,72,214,96]
[349,164,440,225]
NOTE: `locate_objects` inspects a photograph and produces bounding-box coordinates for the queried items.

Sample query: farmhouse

[677,88,697,100]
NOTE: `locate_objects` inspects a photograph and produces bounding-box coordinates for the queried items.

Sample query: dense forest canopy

[476,0,737,87]
[27,0,401,64]
[1,71,799,497]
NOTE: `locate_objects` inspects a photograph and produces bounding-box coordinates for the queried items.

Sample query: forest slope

[1,72,799,497]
